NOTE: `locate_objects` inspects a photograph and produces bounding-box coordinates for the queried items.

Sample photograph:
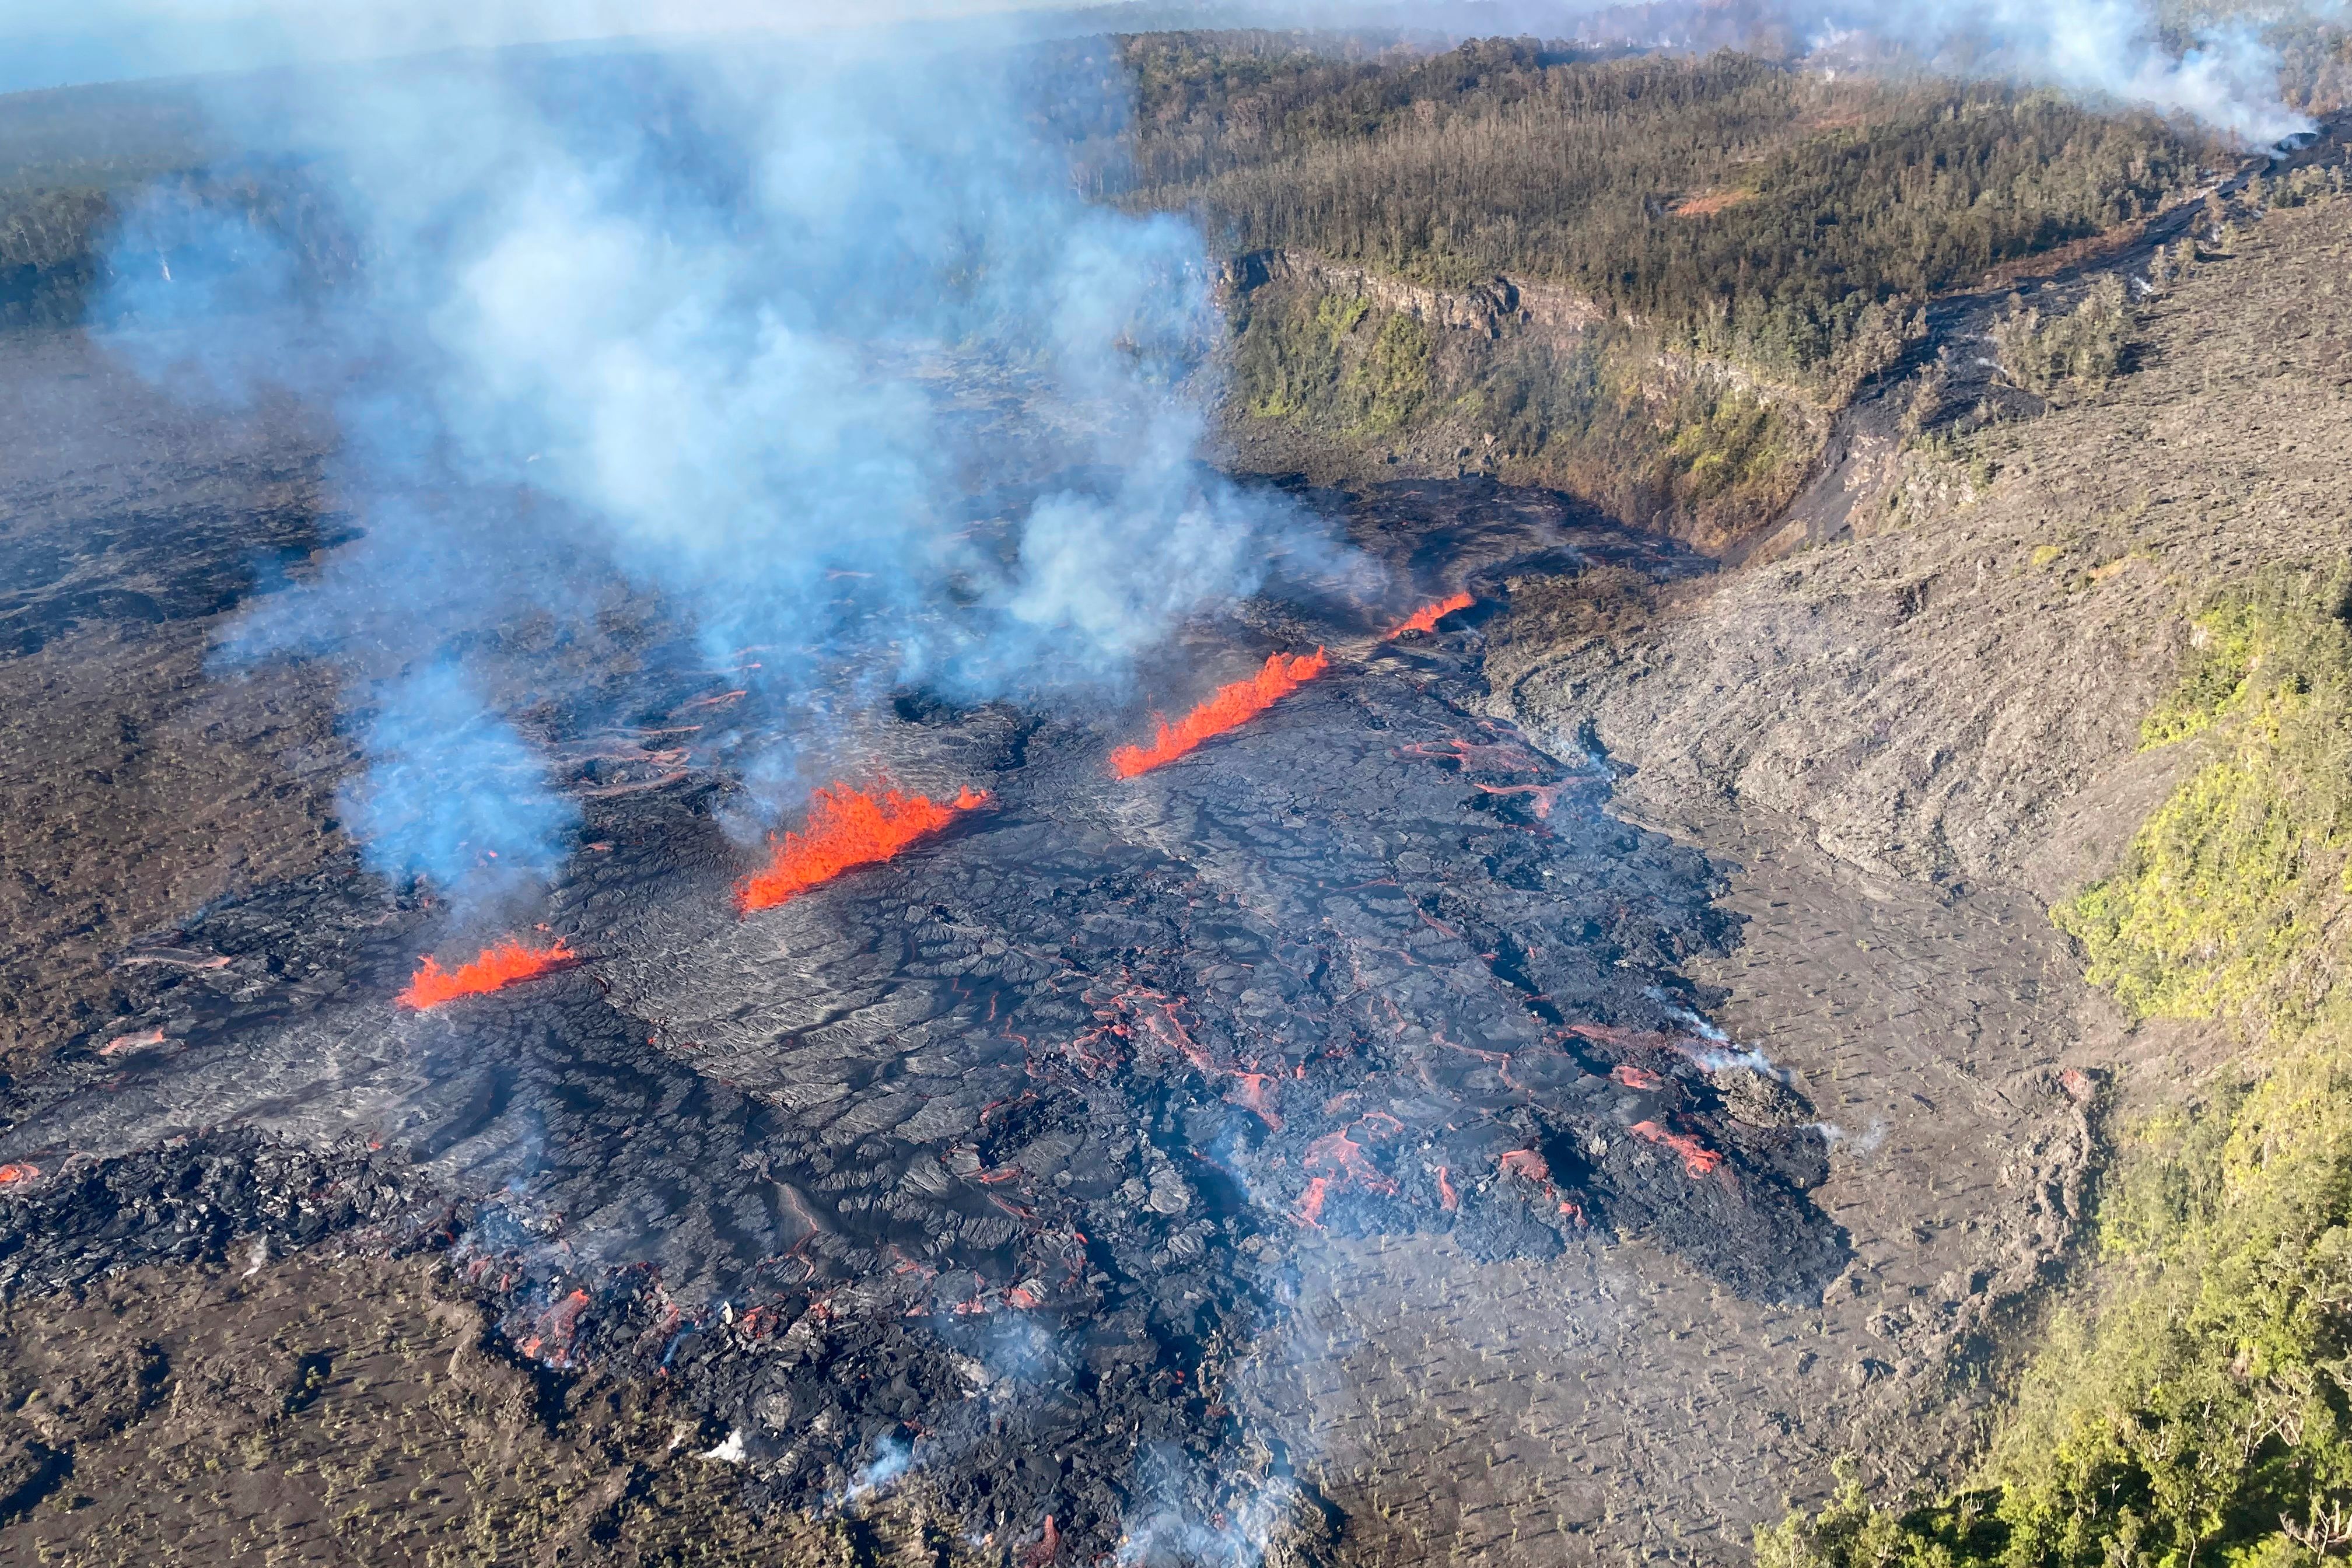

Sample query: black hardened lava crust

[0,480,1847,1560]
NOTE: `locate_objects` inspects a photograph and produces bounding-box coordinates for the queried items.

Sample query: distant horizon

[0,1,1571,97]
[0,0,1059,96]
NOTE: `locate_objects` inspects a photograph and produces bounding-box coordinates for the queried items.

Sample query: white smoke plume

[1810,0,2338,144]
[72,7,1355,902]
[1108,0,2347,145]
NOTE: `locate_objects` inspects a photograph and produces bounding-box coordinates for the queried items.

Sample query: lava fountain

[737,783,989,912]
[1387,592,1474,639]
[397,937,579,1009]
[1110,650,1329,778]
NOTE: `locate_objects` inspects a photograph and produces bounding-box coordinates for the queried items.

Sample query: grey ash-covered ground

[0,475,1845,1560]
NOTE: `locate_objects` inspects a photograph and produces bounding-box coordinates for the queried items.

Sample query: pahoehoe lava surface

[0,481,1847,1557]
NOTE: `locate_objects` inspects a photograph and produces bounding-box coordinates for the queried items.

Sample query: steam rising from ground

[1226,0,2343,144]
[1803,0,2340,144]
[99,29,1335,903]
[70,0,2352,892]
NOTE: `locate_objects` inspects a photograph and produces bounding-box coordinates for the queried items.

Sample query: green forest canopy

[1116,34,2230,379]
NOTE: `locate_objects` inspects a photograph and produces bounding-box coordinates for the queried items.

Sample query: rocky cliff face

[1215,247,1833,554]
[1221,249,1608,340]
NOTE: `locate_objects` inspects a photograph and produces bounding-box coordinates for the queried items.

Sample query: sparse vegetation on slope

[2059,573,2352,1023]
[1226,270,1825,547]
[1763,568,2352,1568]
[1990,275,2135,398]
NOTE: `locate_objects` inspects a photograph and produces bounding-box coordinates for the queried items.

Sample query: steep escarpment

[1492,190,2352,902]
[1219,247,1832,552]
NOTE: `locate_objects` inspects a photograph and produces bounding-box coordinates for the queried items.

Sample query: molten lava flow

[1630,1120,1725,1178]
[1110,650,1329,778]
[1472,781,1563,820]
[1388,591,1473,639]
[1612,1063,1665,1091]
[737,783,988,912]
[1225,1072,1283,1129]
[1497,1146,1584,1222]
[398,938,579,1010]
[1294,1176,1331,1228]
[1021,1516,1061,1568]
[1497,1147,1552,1184]
[1306,1128,1399,1196]
[1292,1122,1402,1230]
[0,1164,37,1185]
[519,1289,594,1366]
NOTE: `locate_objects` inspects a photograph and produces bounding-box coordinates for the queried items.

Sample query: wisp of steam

[1264,0,2337,145]
[94,24,1343,908]
[77,0,2351,907]
[1810,0,2339,144]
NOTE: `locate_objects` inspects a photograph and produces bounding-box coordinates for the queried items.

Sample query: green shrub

[1234,286,1361,418]
[2054,571,2352,1023]
[1348,308,1433,432]
[1766,566,2352,1568]
[1991,275,2134,396]
[1231,282,1814,538]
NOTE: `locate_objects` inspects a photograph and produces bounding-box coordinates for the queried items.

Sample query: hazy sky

[0,0,1060,93]
[2,1,2330,152]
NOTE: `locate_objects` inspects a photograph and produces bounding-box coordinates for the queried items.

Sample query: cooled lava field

[0,450,1849,1558]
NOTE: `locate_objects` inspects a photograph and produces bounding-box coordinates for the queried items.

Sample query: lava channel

[397,937,579,1009]
[1388,591,1473,638]
[738,782,988,912]
[1110,649,1329,778]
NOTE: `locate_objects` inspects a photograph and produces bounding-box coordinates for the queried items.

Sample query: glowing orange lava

[519,1288,593,1365]
[1388,592,1473,639]
[1225,1072,1283,1129]
[1306,1128,1399,1196]
[1021,1516,1062,1568]
[1498,1147,1552,1184]
[0,1164,38,1185]
[1294,1121,1401,1228]
[1110,650,1329,778]
[737,783,988,912]
[1497,1146,1585,1222]
[397,938,578,1010]
[1630,1119,1725,1178]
